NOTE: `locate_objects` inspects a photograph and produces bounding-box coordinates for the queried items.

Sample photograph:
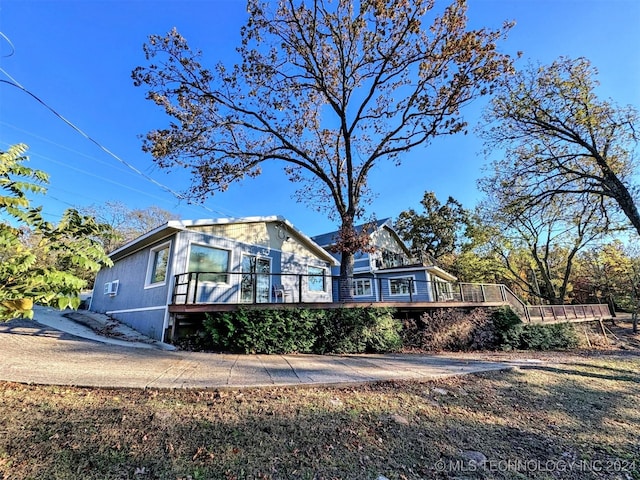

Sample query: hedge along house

[90,216,339,341]
[312,218,457,302]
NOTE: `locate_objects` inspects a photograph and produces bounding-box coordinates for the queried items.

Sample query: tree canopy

[479,192,618,304]
[80,201,177,253]
[0,144,112,320]
[132,0,513,281]
[480,57,640,236]
[395,191,468,264]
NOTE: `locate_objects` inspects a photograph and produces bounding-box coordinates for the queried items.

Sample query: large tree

[0,144,112,320]
[132,0,512,286]
[573,241,640,331]
[395,191,468,265]
[476,191,620,305]
[480,57,640,236]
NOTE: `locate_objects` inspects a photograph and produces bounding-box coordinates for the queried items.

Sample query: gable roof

[312,218,413,257]
[109,215,339,265]
[311,218,394,248]
[311,219,457,280]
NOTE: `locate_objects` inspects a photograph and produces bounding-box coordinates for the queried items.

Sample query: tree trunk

[339,250,355,301]
[336,213,358,302]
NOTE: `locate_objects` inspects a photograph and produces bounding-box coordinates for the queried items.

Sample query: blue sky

[1,0,638,237]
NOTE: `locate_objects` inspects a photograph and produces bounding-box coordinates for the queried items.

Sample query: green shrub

[362,311,403,353]
[518,323,580,350]
[315,307,401,354]
[203,308,318,354]
[491,307,523,350]
[202,307,401,354]
[492,307,580,351]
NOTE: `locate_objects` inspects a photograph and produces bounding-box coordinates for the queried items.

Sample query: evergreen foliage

[492,307,580,350]
[202,307,402,354]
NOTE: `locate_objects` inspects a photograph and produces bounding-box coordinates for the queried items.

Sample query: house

[312,218,457,302]
[90,216,339,341]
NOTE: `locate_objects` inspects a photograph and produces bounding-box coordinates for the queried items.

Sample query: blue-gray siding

[91,235,176,340]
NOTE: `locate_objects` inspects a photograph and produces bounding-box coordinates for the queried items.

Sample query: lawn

[0,348,638,479]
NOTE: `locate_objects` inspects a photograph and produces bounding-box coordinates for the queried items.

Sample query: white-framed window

[434,279,453,300]
[146,242,170,287]
[354,278,373,297]
[389,276,416,295]
[188,244,231,283]
[307,266,326,292]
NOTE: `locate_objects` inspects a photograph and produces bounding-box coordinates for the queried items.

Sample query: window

[147,243,170,286]
[389,276,415,295]
[354,278,372,297]
[434,279,453,300]
[189,244,230,283]
[307,266,326,292]
[379,249,409,269]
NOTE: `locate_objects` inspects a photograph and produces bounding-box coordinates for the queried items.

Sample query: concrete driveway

[0,308,524,390]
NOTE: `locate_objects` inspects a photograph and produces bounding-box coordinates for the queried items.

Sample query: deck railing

[171,271,518,306]
[171,271,611,322]
[172,271,332,305]
[525,303,611,323]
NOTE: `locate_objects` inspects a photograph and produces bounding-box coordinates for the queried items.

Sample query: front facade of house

[312,219,457,303]
[90,216,338,340]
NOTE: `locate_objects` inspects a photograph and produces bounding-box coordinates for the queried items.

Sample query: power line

[0,65,235,218]
[0,121,135,177]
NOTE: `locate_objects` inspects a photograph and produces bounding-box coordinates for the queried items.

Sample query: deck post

[191,273,198,304]
[298,274,303,303]
[480,284,486,303]
[459,283,465,302]
[253,272,257,304]
[378,277,383,302]
[409,279,414,303]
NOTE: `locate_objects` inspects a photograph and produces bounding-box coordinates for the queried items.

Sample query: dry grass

[0,321,639,479]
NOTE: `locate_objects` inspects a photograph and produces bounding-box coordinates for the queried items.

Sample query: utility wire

[0,32,15,58]
[0,67,233,217]
[0,120,135,176]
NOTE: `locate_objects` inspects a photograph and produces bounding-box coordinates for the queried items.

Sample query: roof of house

[311,218,394,248]
[311,218,457,281]
[108,215,339,265]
